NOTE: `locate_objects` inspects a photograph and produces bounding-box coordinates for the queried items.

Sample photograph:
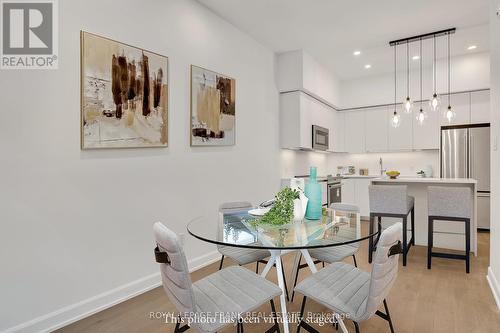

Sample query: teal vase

[305,166,322,220]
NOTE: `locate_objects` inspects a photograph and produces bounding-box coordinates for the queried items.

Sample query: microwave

[312,125,329,151]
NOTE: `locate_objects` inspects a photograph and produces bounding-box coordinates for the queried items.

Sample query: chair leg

[256,261,259,274]
[353,321,360,333]
[383,299,395,333]
[402,217,408,266]
[291,254,302,302]
[265,300,280,333]
[297,296,307,333]
[465,219,470,274]
[427,217,433,269]
[410,207,415,246]
[352,254,358,268]
[368,215,375,263]
[280,258,290,301]
[174,317,190,333]
[219,255,225,270]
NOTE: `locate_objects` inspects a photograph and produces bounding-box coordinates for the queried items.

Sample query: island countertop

[372,177,477,184]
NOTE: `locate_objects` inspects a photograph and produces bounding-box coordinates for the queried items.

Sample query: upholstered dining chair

[294,222,402,333]
[290,203,361,302]
[153,222,281,333]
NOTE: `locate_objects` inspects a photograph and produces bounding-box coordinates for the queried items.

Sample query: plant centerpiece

[251,187,300,228]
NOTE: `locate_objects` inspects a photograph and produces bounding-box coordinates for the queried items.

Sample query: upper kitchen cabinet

[365,107,388,152]
[440,92,470,126]
[470,90,490,124]
[413,105,440,150]
[344,111,365,153]
[332,112,346,152]
[280,91,335,151]
[388,108,413,151]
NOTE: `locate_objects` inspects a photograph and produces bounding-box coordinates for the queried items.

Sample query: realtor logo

[1,0,58,69]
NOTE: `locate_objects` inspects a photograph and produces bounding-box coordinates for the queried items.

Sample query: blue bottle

[305,166,322,220]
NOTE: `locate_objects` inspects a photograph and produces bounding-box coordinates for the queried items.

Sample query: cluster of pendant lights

[391,31,455,128]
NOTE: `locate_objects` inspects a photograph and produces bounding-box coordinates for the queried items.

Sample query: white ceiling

[197,0,490,80]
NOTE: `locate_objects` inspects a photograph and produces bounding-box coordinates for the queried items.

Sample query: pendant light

[402,41,413,113]
[416,38,427,125]
[391,44,401,127]
[429,35,440,111]
[445,32,455,122]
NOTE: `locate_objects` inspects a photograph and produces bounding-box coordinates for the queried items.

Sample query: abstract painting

[190,65,235,146]
[80,31,168,149]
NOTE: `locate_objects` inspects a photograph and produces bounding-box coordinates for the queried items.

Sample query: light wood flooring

[56,223,500,333]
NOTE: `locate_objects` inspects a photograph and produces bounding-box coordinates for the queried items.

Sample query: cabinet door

[388,109,413,150]
[332,112,346,152]
[341,179,356,204]
[365,107,388,152]
[413,106,440,150]
[344,111,365,153]
[355,179,372,217]
[320,182,328,207]
[440,92,470,126]
[470,90,490,124]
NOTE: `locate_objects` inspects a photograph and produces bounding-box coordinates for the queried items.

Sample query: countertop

[372,177,477,184]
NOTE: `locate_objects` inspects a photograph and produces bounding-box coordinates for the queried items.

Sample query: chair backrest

[362,222,402,321]
[428,186,472,219]
[153,222,195,314]
[369,185,409,215]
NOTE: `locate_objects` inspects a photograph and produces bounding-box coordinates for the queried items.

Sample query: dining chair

[290,203,361,302]
[153,222,281,333]
[294,222,402,333]
[218,201,290,301]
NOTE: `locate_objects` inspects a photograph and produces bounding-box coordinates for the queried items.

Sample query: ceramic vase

[304,166,322,220]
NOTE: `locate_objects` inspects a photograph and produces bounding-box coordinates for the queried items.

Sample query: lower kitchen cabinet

[341,177,374,218]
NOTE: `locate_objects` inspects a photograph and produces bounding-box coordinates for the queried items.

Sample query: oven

[312,125,329,151]
[327,176,342,206]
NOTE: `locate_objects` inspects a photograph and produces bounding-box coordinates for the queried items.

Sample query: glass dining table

[187,207,377,333]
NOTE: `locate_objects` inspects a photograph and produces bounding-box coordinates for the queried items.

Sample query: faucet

[379,157,386,176]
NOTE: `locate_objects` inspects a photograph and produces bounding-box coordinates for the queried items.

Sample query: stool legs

[427,217,433,269]
[368,215,374,264]
[402,217,407,266]
[410,207,415,246]
[465,219,470,274]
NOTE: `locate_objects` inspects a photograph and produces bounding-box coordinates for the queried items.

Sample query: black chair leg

[384,299,395,333]
[280,258,290,301]
[410,207,415,246]
[427,217,433,269]
[352,254,358,268]
[174,317,190,333]
[291,254,302,302]
[256,261,259,274]
[266,300,280,333]
[297,296,307,333]
[402,217,407,266]
[465,219,470,273]
[219,255,225,270]
[368,215,375,263]
[353,321,360,333]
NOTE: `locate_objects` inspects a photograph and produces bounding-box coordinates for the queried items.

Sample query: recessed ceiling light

[364,64,371,69]
[467,45,477,50]
[353,50,361,56]
[412,55,420,60]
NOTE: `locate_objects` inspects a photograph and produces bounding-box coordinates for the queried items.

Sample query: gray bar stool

[427,186,472,273]
[368,185,415,266]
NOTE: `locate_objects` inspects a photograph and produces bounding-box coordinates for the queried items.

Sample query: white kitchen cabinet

[440,92,470,126]
[365,107,388,152]
[413,105,440,150]
[320,181,328,207]
[470,90,490,124]
[344,111,365,153]
[388,108,413,150]
[332,112,346,152]
[341,179,356,204]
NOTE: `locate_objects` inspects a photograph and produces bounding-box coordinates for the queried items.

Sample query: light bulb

[403,97,413,113]
[391,111,401,128]
[445,105,455,123]
[416,108,427,125]
[429,93,440,111]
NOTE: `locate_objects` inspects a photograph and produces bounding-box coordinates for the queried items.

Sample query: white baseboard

[1,250,220,333]
[487,266,500,310]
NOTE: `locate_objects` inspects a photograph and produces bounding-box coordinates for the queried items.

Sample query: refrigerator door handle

[464,132,469,178]
[469,134,473,179]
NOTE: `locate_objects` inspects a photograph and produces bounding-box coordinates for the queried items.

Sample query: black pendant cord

[433,36,437,94]
[448,33,451,107]
[394,44,397,113]
[406,41,410,98]
[420,39,423,110]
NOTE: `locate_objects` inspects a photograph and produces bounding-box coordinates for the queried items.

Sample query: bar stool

[427,186,472,273]
[368,185,415,266]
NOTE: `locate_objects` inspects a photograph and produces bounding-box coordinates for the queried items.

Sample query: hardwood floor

[56,223,500,333]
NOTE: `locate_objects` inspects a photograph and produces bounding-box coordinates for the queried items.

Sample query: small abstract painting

[190,65,235,146]
[80,31,168,149]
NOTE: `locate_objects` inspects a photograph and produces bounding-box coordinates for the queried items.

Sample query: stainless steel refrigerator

[441,124,490,229]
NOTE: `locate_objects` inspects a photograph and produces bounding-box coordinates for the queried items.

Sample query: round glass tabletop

[187,207,377,250]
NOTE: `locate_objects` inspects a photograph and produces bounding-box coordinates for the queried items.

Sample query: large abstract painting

[190,65,235,146]
[80,31,168,149]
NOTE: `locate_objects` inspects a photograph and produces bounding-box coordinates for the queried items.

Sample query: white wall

[341,52,490,109]
[0,0,280,331]
[488,0,500,310]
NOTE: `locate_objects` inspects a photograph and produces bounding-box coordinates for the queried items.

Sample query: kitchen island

[371,177,477,255]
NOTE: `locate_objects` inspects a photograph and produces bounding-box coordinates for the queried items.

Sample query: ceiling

[197,0,490,80]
